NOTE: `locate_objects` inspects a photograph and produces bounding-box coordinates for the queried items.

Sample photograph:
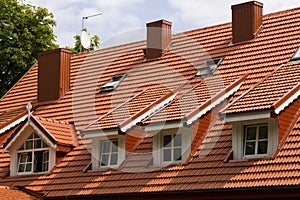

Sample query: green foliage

[69,28,100,54]
[0,0,58,98]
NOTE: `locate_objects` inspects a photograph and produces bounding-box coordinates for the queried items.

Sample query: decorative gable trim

[274,82,300,114]
[4,116,57,152]
[0,114,27,135]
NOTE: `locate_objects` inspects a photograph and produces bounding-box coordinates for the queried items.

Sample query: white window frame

[7,124,56,176]
[152,127,192,166]
[16,133,50,175]
[243,124,268,158]
[161,133,182,164]
[91,135,125,170]
[232,119,278,160]
[99,139,118,167]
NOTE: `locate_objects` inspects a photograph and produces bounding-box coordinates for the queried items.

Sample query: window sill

[15,171,48,177]
[228,156,274,163]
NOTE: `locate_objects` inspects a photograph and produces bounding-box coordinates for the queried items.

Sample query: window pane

[163,135,172,147]
[19,144,25,150]
[163,149,171,162]
[28,133,34,139]
[34,139,42,149]
[34,151,43,172]
[43,151,49,163]
[33,133,39,139]
[102,141,110,153]
[42,141,48,148]
[25,164,32,172]
[18,164,25,172]
[27,152,32,162]
[43,163,49,172]
[20,153,28,163]
[246,127,256,140]
[173,148,182,161]
[258,141,268,154]
[259,126,268,139]
[42,151,49,172]
[174,134,182,147]
[101,154,109,166]
[110,153,118,165]
[111,141,118,153]
[25,140,33,150]
[245,142,255,155]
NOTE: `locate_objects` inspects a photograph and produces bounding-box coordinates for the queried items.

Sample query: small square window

[162,133,182,163]
[196,57,224,77]
[99,140,119,167]
[100,74,126,93]
[290,47,300,61]
[244,124,268,157]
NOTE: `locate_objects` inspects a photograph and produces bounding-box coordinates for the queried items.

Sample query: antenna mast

[80,13,102,52]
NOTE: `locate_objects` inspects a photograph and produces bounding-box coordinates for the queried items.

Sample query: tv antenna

[80,13,102,52]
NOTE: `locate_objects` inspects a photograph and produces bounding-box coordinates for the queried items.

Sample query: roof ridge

[264,5,300,18]
[34,116,69,125]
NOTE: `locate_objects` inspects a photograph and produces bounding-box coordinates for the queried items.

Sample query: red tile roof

[0,186,39,200]
[224,62,300,114]
[0,2,300,199]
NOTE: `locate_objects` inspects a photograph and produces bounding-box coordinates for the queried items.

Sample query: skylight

[196,57,224,77]
[291,47,300,61]
[100,74,126,93]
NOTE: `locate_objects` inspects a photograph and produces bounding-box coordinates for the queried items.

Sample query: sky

[23,0,300,48]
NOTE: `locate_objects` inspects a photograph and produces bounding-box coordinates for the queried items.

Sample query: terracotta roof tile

[1,3,300,199]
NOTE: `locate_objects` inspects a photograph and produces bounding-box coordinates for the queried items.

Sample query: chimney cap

[231,1,263,9]
[38,48,71,57]
[146,19,172,27]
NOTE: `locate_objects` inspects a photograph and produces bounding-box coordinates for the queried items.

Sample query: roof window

[100,74,126,93]
[196,57,223,77]
[290,47,300,61]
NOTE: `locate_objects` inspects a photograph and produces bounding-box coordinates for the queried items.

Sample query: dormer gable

[3,115,76,176]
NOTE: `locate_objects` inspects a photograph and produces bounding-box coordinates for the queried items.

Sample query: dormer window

[4,115,74,176]
[290,46,300,61]
[99,139,118,167]
[231,119,278,160]
[100,74,126,93]
[244,124,268,157]
[17,133,49,174]
[152,127,192,166]
[196,57,223,77]
[162,133,182,163]
[91,135,125,170]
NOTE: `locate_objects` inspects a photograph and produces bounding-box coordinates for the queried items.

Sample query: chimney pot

[146,19,172,59]
[232,1,263,44]
[38,48,71,102]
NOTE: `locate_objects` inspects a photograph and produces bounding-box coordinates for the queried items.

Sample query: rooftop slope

[0,4,299,199]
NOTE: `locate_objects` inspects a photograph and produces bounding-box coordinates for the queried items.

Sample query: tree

[66,28,100,54]
[0,0,58,98]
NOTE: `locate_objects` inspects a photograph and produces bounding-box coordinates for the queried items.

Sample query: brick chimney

[38,48,71,102]
[146,19,172,59]
[232,1,263,44]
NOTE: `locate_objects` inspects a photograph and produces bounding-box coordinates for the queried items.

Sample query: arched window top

[18,133,48,151]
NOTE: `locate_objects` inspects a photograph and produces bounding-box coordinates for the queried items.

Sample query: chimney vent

[146,19,172,59]
[232,1,263,44]
[38,48,71,102]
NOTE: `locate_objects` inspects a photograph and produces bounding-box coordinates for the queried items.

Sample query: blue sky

[25,0,300,48]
